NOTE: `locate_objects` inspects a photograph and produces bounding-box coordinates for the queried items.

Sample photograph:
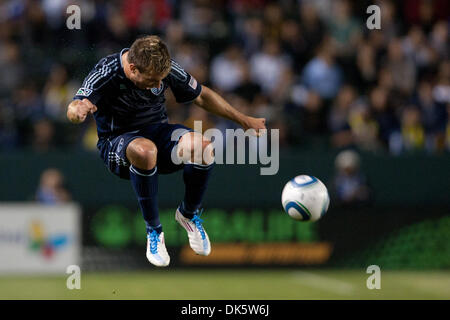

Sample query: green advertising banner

[81,205,450,270]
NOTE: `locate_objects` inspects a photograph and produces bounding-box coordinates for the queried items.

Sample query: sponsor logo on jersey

[76,87,93,97]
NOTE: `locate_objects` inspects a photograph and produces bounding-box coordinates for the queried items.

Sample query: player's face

[130,66,169,90]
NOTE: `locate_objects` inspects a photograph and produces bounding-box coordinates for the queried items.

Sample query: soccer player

[67,35,266,267]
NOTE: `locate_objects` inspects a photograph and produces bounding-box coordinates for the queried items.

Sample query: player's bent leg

[175,131,214,165]
[127,138,170,267]
[175,132,214,256]
[126,137,158,170]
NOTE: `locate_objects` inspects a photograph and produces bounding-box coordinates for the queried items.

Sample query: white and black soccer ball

[281,175,330,222]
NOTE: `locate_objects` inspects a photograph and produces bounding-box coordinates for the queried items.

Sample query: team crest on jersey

[76,87,93,97]
[151,83,164,96]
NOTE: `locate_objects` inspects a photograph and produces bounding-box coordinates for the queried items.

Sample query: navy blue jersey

[73,48,202,138]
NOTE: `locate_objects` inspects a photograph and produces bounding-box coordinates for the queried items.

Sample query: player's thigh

[153,123,193,174]
[99,133,156,179]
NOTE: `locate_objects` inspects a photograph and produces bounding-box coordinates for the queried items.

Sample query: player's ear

[129,63,138,74]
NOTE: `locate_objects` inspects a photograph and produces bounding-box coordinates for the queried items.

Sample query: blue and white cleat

[175,208,211,256]
[146,230,170,267]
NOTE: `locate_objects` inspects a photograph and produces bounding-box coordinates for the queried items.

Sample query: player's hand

[242,116,266,137]
[68,98,97,124]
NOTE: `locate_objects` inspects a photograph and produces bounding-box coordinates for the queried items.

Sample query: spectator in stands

[376,67,395,92]
[348,100,381,152]
[280,19,306,74]
[378,0,399,42]
[415,81,447,152]
[178,0,218,41]
[331,149,371,206]
[429,21,448,58]
[0,41,25,97]
[210,44,246,92]
[31,118,55,153]
[327,0,362,57]
[399,106,426,152]
[385,38,417,96]
[43,64,78,121]
[369,86,400,148]
[432,60,450,106]
[164,20,186,56]
[250,37,292,97]
[171,40,208,81]
[0,0,447,155]
[12,83,45,122]
[402,25,437,73]
[298,1,326,58]
[81,118,99,152]
[232,62,262,105]
[288,83,326,138]
[35,168,71,204]
[301,37,342,101]
[355,41,377,91]
[328,85,357,148]
[236,16,264,57]
[262,2,283,40]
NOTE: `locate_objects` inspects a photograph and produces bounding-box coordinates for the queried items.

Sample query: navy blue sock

[181,162,214,219]
[129,165,162,234]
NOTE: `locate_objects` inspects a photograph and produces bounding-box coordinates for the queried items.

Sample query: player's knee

[177,132,214,165]
[127,139,158,170]
[202,140,215,165]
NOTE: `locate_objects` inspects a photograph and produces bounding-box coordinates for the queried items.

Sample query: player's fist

[78,98,97,117]
[67,98,97,124]
[242,116,266,137]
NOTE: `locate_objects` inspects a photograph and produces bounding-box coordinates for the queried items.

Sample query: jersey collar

[118,48,130,78]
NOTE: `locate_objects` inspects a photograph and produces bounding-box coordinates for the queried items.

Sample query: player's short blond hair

[127,35,171,75]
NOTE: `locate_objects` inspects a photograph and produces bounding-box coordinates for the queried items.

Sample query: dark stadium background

[0,0,449,299]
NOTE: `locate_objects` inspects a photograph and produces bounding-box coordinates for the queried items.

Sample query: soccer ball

[281,175,330,222]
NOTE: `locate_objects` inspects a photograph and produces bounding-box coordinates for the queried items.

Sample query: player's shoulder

[92,52,121,75]
[168,59,189,82]
[82,52,122,90]
[166,59,201,100]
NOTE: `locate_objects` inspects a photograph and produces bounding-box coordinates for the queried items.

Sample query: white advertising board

[0,203,81,274]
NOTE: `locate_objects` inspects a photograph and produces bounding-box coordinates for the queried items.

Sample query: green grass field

[0,269,449,300]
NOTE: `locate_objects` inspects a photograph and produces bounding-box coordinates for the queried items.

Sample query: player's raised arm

[193,85,266,135]
[67,98,98,124]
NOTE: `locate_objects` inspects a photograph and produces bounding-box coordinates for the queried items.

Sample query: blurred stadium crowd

[0,0,449,154]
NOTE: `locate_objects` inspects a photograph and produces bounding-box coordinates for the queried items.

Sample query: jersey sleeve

[166,60,202,103]
[73,57,116,105]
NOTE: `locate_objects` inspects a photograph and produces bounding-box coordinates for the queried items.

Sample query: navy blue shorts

[97,123,193,180]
